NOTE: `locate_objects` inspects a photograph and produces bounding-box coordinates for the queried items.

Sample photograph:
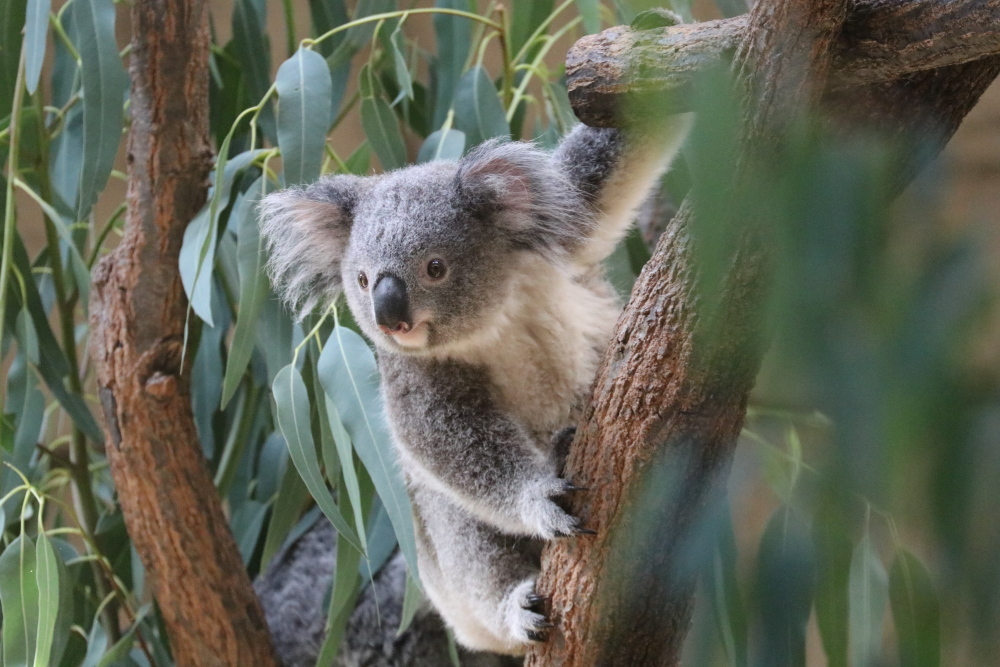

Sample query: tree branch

[567,0,1000,126]
[88,0,277,663]
[528,2,999,666]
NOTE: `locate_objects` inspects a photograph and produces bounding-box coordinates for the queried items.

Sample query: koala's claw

[526,629,549,643]
[524,593,549,614]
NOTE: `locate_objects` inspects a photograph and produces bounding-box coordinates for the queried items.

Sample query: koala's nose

[372,275,412,334]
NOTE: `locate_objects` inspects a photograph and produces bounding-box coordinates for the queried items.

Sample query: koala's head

[259,139,587,355]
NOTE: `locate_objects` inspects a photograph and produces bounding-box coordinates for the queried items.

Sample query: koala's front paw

[504,579,553,645]
[519,475,592,539]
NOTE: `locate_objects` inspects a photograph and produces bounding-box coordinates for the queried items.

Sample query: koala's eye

[426,259,447,280]
[358,272,369,290]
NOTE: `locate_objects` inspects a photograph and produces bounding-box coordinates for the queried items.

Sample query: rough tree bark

[528,2,1000,667]
[567,0,1000,126]
[88,0,278,664]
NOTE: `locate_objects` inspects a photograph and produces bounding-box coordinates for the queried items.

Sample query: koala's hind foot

[504,579,553,644]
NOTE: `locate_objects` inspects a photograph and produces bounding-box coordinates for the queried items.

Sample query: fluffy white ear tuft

[455,139,591,252]
[258,175,361,318]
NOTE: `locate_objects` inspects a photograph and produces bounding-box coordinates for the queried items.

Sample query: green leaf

[230,500,269,564]
[0,535,40,667]
[232,0,275,142]
[317,326,419,581]
[417,128,465,163]
[272,364,363,552]
[325,397,365,547]
[708,503,747,667]
[344,142,372,175]
[510,0,554,56]
[15,308,39,365]
[576,0,601,33]
[259,439,310,570]
[432,0,472,127]
[755,506,815,667]
[24,0,51,94]
[276,48,333,187]
[64,0,128,221]
[890,549,940,667]
[452,66,510,149]
[849,534,889,667]
[360,94,407,171]
[813,507,852,667]
[398,570,422,636]
[178,149,265,326]
[0,0,26,118]
[220,176,272,408]
[34,533,62,667]
[9,236,102,441]
[387,21,413,105]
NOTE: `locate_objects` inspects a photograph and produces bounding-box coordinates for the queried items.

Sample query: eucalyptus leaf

[0,0,26,118]
[65,0,128,221]
[388,21,413,105]
[24,0,51,94]
[849,534,889,667]
[510,0,554,56]
[432,0,472,127]
[260,440,311,571]
[360,96,407,172]
[0,535,39,666]
[417,129,466,164]
[317,326,419,581]
[890,549,940,667]
[34,533,62,667]
[221,176,272,408]
[272,364,363,552]
[276,48,333,187]
[15,308,40,365]
[814,508,852,667]
[398,571,422,636]
[452,66,510,149]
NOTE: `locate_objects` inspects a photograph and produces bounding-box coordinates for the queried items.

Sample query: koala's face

[259,139,585,355]
[340,163,517,354]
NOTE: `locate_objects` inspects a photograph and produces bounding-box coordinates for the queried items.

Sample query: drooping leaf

[34,532,64,667]
[0,535,40,666]
[755,506,815,667]
[272,364,363,552]
[276,48,333,187]
[708,502,747,667]
[259,438,311,570]
[231,499,269,564]
[398,571,422,636]
[890,549,940,667]
[511,0,555,54]
[0,0,27,118]
[24,0,51,94]
[360,94,407,171]
[387,21,413,105]
[417,128,465,163]
[317,325,419,580]
[431,0,472,127]
[221,176,272,408]
[813,506,852,667]
[452,66,510,149]
[178,149,265,326]
[326,397,365,549]
[64,0,128,221]
[232,0,275,142]
[849,534,889,667]
[15,308,39,365]
[576,0,602,34]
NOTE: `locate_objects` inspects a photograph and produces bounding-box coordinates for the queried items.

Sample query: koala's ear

[454,139,589,252]
[258,175,362,318]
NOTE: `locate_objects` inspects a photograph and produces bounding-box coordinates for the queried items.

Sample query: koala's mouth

[381,319,430,349]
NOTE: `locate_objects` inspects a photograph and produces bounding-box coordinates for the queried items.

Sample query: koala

[259,116,692,656]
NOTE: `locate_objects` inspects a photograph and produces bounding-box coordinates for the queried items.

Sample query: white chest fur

[445,254,619,438]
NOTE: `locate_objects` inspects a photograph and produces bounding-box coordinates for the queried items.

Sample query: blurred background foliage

[0,0,998,665]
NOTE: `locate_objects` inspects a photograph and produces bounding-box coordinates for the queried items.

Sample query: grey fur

[259,118,692,657]
[255,517,522,667]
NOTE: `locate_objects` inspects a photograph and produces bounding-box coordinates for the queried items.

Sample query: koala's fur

[259,117,692,657]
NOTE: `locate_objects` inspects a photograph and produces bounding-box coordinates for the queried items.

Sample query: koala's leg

[413,486,547,657]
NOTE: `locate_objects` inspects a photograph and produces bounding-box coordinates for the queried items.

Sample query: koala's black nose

[372,275,412,334]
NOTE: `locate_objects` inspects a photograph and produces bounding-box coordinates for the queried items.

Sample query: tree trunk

[527,3,999,667]
[88,0,278,664]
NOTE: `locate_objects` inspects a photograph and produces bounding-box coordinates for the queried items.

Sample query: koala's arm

[382,357,580,540]
[553,115,693,267]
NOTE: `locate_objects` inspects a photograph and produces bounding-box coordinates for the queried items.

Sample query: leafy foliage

[0,0,994,665]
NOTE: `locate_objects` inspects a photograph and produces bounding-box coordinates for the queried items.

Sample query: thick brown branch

[88,0,277,664]
[567,0,1000,126]
[525,1,1000,667]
